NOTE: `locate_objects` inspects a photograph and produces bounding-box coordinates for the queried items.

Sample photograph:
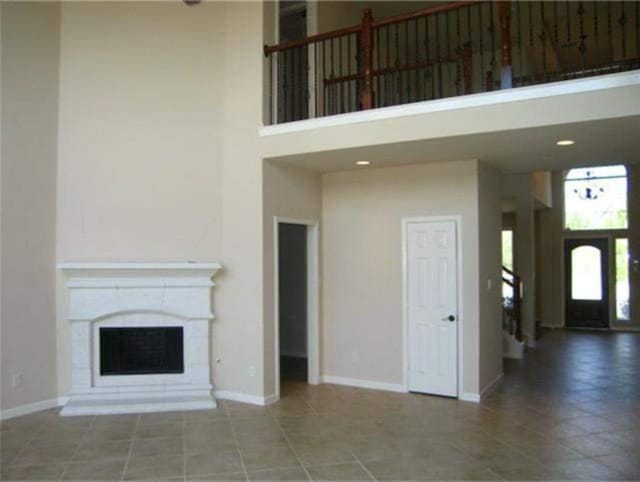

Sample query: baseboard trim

[321,375,406,393]
[0,397,61,421]
[459,392,481,403]
[214,390,271,406]
[480,373,504,399]
[459,373,503,404]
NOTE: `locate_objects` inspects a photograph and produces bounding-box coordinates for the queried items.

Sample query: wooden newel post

[499,1,513,89]
[360,9,374,110]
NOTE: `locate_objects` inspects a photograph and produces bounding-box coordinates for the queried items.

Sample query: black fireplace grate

[99,327,184,376]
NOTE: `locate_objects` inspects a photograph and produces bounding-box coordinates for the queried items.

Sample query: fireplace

[100,327,184,376]
[58,262,221,416]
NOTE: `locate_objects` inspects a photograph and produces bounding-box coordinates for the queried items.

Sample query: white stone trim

[58,262,221,416]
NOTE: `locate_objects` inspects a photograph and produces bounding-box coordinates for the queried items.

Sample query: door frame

[401,216,464,398]
[562,234,613,329]
[273,216,320,400]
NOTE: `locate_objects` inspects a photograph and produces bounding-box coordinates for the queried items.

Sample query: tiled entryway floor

[1,329,639,480]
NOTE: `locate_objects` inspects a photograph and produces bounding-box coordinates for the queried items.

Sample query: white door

[406,219,458,397]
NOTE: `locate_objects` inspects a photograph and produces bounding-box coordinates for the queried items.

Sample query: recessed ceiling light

[356,161,371,166]
[556,139,575,146]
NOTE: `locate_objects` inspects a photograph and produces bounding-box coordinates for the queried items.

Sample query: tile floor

[1,329,638,481]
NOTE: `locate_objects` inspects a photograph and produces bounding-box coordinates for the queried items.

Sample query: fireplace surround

[58,262,221,416]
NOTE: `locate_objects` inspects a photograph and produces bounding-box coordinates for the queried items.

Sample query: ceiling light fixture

[556,139,575,146]
[356,161,371,166]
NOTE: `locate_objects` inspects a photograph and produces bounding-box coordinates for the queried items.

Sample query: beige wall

[56,1,267,399]
[262,162,322,396]
[477,162,503,390]
[537,171,564,327]
[1,1,60,411]
[321,160,485,395]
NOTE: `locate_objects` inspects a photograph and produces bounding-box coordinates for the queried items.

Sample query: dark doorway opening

[565,238,610,329]
[278,223,308,382]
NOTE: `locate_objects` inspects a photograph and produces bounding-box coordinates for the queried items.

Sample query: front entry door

[406,219,458,397]
[565,238,610,329]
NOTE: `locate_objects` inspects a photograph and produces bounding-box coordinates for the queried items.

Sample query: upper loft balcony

[263,1,640,126]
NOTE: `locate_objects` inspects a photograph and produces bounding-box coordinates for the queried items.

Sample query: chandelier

[573,170,604,200]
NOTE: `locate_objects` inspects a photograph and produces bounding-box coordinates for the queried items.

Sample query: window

[502,230,514,271]
[564,165,628,230]
[616,238,630,321]
[571,246,603,301]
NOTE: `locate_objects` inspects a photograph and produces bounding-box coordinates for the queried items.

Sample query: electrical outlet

[351,350,359,363]
[248,365,256,377]
[11,373,22,388]
[487,278,492,290]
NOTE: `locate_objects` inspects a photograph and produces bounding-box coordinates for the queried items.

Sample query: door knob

[442,315,455,322]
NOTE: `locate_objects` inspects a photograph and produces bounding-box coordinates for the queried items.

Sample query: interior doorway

[274,217,319,399]
[564,238,610,329]
[278,223,308,382]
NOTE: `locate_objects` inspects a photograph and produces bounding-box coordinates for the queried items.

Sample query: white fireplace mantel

[58,262,221,416]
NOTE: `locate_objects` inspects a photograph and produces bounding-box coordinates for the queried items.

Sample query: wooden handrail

[372,1,482,28]
[264,24,361,56]
[264,0,485,55]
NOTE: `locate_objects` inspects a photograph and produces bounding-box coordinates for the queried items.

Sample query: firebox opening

[99,327,184,376]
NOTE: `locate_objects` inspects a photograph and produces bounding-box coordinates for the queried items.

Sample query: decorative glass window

[564,165,628,230]
[571,246,603,300]
[616,238,630,321]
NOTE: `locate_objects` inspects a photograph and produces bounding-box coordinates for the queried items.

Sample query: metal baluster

[386,25,390,106]
[540,2,547,82]
[339,36,343,114]
[292,47,297,120]
[436,13,442,98]
[314,42,318,118]
[593,1,599,66]
[425,14,432,100]
[554,1,559,78]
[489,2,496,89]
[395,23,401,104]
[529,1,534,81]
[322,40,327,117]
[406,20,411,103]
[330,38,335,115]
[373,28,382,107]
[269,53,273,124]
[607,2,612,62]
[467,6,472,93]
[636,1,639,59]
[446,11,451,98]
[282,50,288,122]
[578,2,586,73]
[619,1,627,60]
[415,19,420,102]
[456,8,461,95]
[479,4,485,91]
[517,2,523,85]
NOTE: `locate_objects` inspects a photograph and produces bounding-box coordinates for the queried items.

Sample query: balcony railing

[264,1,640,124]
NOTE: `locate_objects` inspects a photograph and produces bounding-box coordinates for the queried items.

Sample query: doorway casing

[273,216,320,400]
